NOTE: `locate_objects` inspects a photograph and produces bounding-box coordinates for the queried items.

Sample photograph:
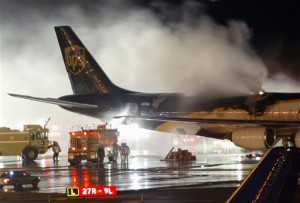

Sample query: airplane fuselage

[59,92,300,123]
[9,26,300,150]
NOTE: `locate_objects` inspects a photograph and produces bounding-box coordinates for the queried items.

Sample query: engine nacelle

[294,130,300,148]
[232,127,276,150]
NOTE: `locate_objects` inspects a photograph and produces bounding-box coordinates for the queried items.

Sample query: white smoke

[0,1,298,154]
[54,8,265,96]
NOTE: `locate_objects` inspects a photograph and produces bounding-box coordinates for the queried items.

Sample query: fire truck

[68,124,119,165]
[0,124,51,161]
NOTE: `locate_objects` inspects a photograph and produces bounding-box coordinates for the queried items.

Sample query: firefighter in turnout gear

[97,144,105,164]
[120,143,130,164]
[124,143,130,164]
[112,142,119,163]
[107,150,114,163]
[52,141,61,162]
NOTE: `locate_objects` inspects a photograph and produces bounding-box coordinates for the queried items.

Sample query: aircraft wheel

[23,147,38,161]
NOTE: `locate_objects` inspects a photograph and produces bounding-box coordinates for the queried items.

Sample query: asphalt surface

[0,153,299,202]
[0,153,255,193]
[1,186,300,203]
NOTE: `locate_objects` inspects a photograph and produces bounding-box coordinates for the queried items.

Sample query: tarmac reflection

[70,166,92,187]
[0,154,258,194]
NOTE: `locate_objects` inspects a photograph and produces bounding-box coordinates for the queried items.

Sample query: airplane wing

[113,115,300,126]
[8,93,98,109]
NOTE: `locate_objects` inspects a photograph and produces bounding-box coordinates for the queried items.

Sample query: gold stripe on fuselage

[154,98,300,135]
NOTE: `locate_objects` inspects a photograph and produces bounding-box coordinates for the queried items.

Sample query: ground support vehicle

[0,125,51,161]
[162,147,196,161]
[0,170,40,189]
[68,124,119,165]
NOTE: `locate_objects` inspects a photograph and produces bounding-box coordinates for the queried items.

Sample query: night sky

[140,0,300,78]
[0,0,299,153]
[206,0,300,78]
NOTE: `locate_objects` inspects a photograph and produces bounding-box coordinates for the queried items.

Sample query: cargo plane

[9,26,300,150]
[8,26,300,202]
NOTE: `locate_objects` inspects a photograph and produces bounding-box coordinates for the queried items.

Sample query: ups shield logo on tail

[64,45,86,74]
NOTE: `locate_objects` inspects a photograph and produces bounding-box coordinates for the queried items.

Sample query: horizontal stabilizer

[8,93,98,109]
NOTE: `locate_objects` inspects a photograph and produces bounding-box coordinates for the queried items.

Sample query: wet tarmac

[0,153,257,193]
[0,153,287,202]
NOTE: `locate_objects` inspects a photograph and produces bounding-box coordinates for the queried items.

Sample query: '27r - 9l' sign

[67,186,117,197]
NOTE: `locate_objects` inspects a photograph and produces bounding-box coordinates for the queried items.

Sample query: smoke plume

[0,0,298,153]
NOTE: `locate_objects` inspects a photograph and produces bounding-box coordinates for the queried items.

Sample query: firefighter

[107,150,114,163]
[52,141,61,162]
[112,142,119,163]
[120,143,125,164]
[97,144,105,164]
[120,143,130,164]
[124,143,130,164]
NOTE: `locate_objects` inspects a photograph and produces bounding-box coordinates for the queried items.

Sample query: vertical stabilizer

[55,26,129,94]
[227,147,300,203]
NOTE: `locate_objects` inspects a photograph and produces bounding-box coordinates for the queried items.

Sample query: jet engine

[294,130,300,148]
[232,127,276,150]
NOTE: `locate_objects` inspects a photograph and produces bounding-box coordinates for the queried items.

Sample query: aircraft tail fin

[55,26,130,94]
[227,147,300,203]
